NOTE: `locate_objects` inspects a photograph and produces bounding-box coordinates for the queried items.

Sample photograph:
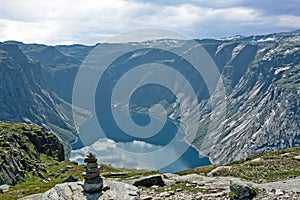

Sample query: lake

[70,111,210,173]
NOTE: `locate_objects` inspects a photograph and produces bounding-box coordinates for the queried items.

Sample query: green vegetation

[0,153,157,200]
[275,65,300,89]
[0,121,159,199]
[1,121,300,199]
[177,146,300,182]
[176,164,219,176]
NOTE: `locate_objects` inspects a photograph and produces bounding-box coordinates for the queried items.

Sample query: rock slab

[0,184,9,193]
[43,180,140,200]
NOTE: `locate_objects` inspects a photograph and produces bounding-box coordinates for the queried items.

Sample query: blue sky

[0,0,299,45]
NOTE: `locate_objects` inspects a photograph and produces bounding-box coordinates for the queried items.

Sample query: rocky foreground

[19,173,300,200]
[136,174,300,200]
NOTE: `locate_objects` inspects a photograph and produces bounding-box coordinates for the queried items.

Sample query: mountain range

[0,29,299,165]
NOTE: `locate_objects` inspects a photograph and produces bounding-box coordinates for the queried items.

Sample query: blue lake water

[71,111,210,173]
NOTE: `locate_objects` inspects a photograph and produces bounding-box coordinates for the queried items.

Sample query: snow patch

[275,66,290,75]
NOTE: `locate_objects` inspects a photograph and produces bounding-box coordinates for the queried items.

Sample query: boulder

[43,180,140,200]
[230,182,256,200]
[133,175,164,187]
[0,184,9,193]
[293,155,300,161]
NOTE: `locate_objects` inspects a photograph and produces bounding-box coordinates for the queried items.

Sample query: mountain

[0,43,90,156]
[1,30,300,166]
[3,41,94,103]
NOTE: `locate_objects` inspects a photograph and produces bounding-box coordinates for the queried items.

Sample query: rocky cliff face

[0,121,64,185]
[193,31,300,164]
[0,43,90,150]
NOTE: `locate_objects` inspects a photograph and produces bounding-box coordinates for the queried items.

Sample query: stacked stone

[82,153,103,192]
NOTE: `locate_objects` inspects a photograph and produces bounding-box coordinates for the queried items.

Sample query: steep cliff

[0,43,89,151]
[193,31,300,164]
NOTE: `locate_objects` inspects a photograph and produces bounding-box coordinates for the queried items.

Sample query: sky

[0,0,299,45]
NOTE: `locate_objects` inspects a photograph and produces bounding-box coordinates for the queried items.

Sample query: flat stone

[87,163,98,168]
[82,172,100,179]
[159,191,171,197]
[141,195,153,200]
[84,158,97,163]
[0,184,9,193]
[275,189,284,195]
[87,167,101,173]
[84,176,103,184]
[293,155,300,161]
[151,185,159,189]
[83,182,103,193]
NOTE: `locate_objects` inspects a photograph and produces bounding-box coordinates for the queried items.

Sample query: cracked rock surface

[43,179,140,200]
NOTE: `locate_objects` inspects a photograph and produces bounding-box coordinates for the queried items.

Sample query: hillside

[0,121,64,186]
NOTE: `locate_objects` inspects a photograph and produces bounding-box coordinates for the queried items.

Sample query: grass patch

[177,146,300,183]
[176,164,219,176]
[0,154,158,199]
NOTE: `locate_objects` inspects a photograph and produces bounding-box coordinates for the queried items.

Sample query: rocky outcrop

[0,184,9,193]
[191,32,300,164]
[43,180,140,200]
[0,43,90,157]
[0,122,65,185]
[137,173,300,200]
[133,175,165,187]
[230,182,256,199]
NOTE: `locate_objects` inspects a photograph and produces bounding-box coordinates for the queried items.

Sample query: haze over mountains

[0,29,299,167]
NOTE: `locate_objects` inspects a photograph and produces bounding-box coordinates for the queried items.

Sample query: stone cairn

[82,153,103,192]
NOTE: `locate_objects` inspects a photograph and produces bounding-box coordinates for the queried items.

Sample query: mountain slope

[0,43,88,152]
[193,32,300,164]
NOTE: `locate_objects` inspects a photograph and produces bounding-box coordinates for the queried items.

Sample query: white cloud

[277,15,300,28]
[0,0,298,44]
[70,138,163,170]
[69,138,196,171]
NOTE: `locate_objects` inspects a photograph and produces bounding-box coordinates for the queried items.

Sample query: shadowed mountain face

[1,30,300,164]
[0,43,88,157]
